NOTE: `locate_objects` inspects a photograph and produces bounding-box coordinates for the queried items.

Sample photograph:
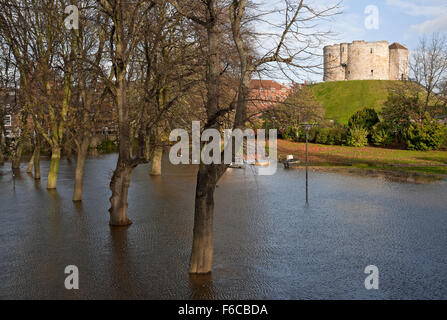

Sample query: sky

[256,0,447,83]
[334,0,447,47]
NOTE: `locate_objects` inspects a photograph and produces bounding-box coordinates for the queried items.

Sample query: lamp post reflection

[301,124,313,206]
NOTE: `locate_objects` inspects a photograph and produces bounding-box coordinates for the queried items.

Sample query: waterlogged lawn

[277,139,447,176]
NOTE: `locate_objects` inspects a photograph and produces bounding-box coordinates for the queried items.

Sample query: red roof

[389,42,408,50]
[250,79,283,90]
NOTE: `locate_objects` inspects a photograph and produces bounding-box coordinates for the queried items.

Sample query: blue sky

[334,0,447,49]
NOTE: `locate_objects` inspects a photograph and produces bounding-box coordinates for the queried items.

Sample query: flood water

[0,154,446,299]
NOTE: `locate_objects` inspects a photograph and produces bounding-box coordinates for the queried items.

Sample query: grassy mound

[310,80,399,124]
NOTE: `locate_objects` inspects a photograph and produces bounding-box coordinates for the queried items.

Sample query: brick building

[0,90,19,140]
[249,79,291,117]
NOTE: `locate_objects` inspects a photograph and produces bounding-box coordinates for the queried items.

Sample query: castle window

[371,70,374,77]
[370,48,373,54]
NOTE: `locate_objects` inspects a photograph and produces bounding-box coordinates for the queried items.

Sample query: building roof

[250,79,283,90]
[389,42,408,50]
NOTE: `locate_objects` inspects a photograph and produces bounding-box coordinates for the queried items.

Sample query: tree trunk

[189,164,218,274]
[47,146,61,189]
[189,6,220,274]
[0,148,4,165]
[65,144,73,163]
[27,153,35,173]
[34,144,41,180]
[11,140,23,170]
[144,134,151,162]
[109,158,133,226]
[0,138,4,165]
[73,137,90,202]
[150,146,163,176]
[108,53,133,226]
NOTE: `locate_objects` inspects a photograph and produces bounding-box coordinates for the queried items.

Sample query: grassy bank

[310,80,395,124]
[277,139,447,182]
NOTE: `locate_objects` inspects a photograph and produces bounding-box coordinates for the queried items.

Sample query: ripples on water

[0,154,446,299]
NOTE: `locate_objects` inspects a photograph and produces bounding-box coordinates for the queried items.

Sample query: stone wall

[346,41,389,80]
[323,44,345,81]
[323,40,409,81]
[389,47,410,80]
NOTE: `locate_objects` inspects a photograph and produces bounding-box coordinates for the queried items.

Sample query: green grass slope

[310,80,398,124]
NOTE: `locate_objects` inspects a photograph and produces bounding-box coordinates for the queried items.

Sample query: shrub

[371,123,394,147]
[295,125,347,145]
[298,126,318,143]
[296,127,304,142]
[347,126,368,147]
[327,127,347,145]
[348,108,379,131]
[315,127,330,144]
[97,139,118,153]
[282,127,298,141]
[405,121,443,151]
[441,125,447,149]
[307,127,318,142]
[315,127,347,145]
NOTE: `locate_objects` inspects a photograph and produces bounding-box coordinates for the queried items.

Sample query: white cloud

[323,12,366,45]
[386,0,447,34]
[410,15,447,34]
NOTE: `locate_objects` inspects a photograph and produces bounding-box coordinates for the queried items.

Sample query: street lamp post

[301,124,313,206]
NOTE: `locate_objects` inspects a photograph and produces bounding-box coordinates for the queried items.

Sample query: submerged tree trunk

[189,0,255,274]
[47,146,61,189]
[189,4,221,274]
[65,143,73,163]
[150,146,163,176]
[11,140,23,170]
[34,144,40,180]
[189,164,218,274]
[27,153,35,173]
[0,137,5,165]
[108,55,134,226]
[0,147,5,165]
[73,137,90,202]
[109,158,133,226]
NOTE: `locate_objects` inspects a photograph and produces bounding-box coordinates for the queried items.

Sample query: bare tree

[262,85,325,133]
[135,2,206,176]
[98,0,158,226]
[70,0,108,201]
[0,39,17,165]
[171,0,339,274]
[0,0,78,187]
[411,33,447,111]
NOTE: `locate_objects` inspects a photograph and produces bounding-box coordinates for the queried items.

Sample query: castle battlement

[323,40,409,81]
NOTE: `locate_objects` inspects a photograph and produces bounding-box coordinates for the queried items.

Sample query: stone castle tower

[323,40,409,81]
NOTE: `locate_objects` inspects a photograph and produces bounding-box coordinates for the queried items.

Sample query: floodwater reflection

[0,154,446,299]
[189,274,215,300]
[109,227,135,299]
